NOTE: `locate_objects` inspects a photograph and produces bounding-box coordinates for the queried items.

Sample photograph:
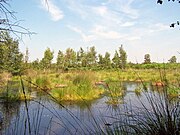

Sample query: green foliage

[31,59,40,69]
[73,73,92,89]
[40,48,54,70]
[104,52,111,69]
[112,50,120,68]
[168,56,177,63]
[77,47,87,67]
[72,72,95,96]
[119,45,127,69]
[35,76,51,89]
[0,79,32,102]
[64,48,76,68]
[50,71,104,102]
[98,54,104,68]
[86,46,97,67]
[111,45,127,69]
[106,82,125,105]
[56,50,64,70]
[144,54,151,64]
[24,47,29,64]
[132,63,180,70]
[0,32,23,75]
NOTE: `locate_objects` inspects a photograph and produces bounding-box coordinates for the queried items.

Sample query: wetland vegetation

[0,32,179,134]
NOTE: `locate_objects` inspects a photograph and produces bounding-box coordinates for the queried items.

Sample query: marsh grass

[102,68,180,135]
[105,81,125,105]
[0,68,179,135]
[35,76,52,90]
[50,71,104,102]
[100,89,180,135]
[0,79,33,102]
[0,77,97,135]
[128,90,179,135]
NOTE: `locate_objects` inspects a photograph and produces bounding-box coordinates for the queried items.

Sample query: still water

[0,82,159,135]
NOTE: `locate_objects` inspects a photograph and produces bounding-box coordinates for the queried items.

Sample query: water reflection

[0,81,173,134]
[0,101,21,135]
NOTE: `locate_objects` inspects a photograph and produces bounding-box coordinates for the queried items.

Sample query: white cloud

[93,6,108,16]
[67,25,95,42]
[148,23,170,33]
[107,0,139,19]
[66,1,170,43]
[121,22,135,27]
[126,36,141,41]
[67,24,125,42]
[40,0,64,21]
[66,0,139,31]
[123,23,170,41]
[66,1,89,19]
[91,25,124,39]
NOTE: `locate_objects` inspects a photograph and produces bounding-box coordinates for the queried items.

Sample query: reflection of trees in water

[55,99,98,122]
[0,101,21,134]
[0,81,162,134]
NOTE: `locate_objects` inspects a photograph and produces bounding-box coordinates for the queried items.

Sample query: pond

[0,81,174,135]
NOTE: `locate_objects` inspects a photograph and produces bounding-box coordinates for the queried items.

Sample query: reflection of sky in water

[0,82,164,134]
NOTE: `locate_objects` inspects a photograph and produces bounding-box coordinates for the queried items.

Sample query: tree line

[0,32,178,75]
[32,44,127,71]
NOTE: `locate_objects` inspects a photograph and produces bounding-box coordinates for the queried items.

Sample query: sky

[10,0,180,63]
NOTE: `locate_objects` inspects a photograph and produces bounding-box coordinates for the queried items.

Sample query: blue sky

[11,0,180,63]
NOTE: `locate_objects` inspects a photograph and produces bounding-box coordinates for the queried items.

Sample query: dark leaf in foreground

[177,21,179,25]
[170,23,175,27]
[157,0,163,4]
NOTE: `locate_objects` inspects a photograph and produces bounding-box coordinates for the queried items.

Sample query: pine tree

[40,48,54,71]
[103,52,111,69]
[56,50,64,70]
[87,46,97,67]
[144,54,151,64]
[168,56,177,63]
[0,32,23,74]
[98,54,104,68]
[64,48,76,68]
[119,45,127,69]
[112,50,120,68]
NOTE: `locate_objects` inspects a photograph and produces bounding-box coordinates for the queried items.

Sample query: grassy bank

[0,68,179,103]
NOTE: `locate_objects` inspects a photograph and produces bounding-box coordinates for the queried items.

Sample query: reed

[35,76,52,90]
[50,71,104,102]
[105,81,125,105]
[102,68,180,135]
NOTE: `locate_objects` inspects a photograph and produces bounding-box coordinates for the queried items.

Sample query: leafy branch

[157,0,180,29]
[157,0,180,4]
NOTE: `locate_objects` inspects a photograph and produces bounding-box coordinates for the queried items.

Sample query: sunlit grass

[105,81,125,105]
[50,71,104,102]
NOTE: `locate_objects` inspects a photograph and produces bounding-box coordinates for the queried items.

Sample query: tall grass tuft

[51,71,104,102]
[73,72,92,96]
[103,67,180,135]
[105,81,125,105]
[35,76,52,90]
